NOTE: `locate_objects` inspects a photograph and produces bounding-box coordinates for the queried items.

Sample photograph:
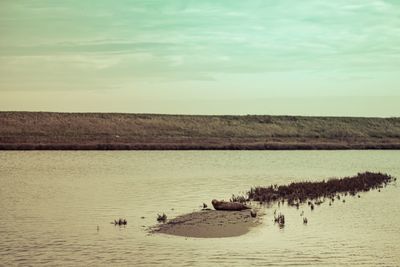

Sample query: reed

[274,213,285,228]
[113,218,127,226]
[248,172,393,206]
[157,213,167,223]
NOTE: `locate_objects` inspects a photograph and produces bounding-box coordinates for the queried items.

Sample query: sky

[0,0,399,116]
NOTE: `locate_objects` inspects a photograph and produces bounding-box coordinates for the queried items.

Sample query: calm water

[1,151,399,266]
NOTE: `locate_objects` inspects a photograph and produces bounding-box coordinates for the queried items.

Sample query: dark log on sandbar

[211,199,250,211]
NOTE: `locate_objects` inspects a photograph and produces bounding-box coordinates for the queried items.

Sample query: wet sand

[151,209,263,238]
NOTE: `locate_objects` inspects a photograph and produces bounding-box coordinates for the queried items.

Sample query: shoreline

[1,111,400,150]
[1,143,400,150]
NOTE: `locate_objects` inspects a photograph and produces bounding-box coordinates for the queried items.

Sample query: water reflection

[0,151,399,266]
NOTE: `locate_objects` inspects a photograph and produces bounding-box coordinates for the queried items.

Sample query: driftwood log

[211,199,250,211]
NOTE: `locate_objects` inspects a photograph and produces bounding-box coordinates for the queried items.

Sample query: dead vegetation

[248,172,393,206]
[1,112,400,150]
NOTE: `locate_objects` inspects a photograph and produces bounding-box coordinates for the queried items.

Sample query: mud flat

[151,209,262,238]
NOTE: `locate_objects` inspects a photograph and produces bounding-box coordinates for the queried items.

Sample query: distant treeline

[1,112,400,150]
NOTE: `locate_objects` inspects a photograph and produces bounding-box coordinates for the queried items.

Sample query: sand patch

[151,209,263,238]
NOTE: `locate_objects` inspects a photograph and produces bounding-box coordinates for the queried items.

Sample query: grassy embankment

[1,112,400,150]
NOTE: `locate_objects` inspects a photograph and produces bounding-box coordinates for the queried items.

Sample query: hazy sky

[1,0,399,116]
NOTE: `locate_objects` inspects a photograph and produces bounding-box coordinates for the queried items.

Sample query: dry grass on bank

[1,112,400,149]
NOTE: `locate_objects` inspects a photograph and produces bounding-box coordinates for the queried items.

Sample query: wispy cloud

[0,0,399,98]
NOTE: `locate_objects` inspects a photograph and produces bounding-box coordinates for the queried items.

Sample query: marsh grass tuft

[248,172,393,206]
[113,218,127,226]
[157,213,167,223]
[230,194,247,203]
[274,213,285,228]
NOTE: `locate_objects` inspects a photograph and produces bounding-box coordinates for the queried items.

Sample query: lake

[1,151,399,266]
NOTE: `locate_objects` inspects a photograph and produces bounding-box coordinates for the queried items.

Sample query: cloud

[0,0,399,93]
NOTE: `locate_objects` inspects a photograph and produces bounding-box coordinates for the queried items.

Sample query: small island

[151,172,395,238]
